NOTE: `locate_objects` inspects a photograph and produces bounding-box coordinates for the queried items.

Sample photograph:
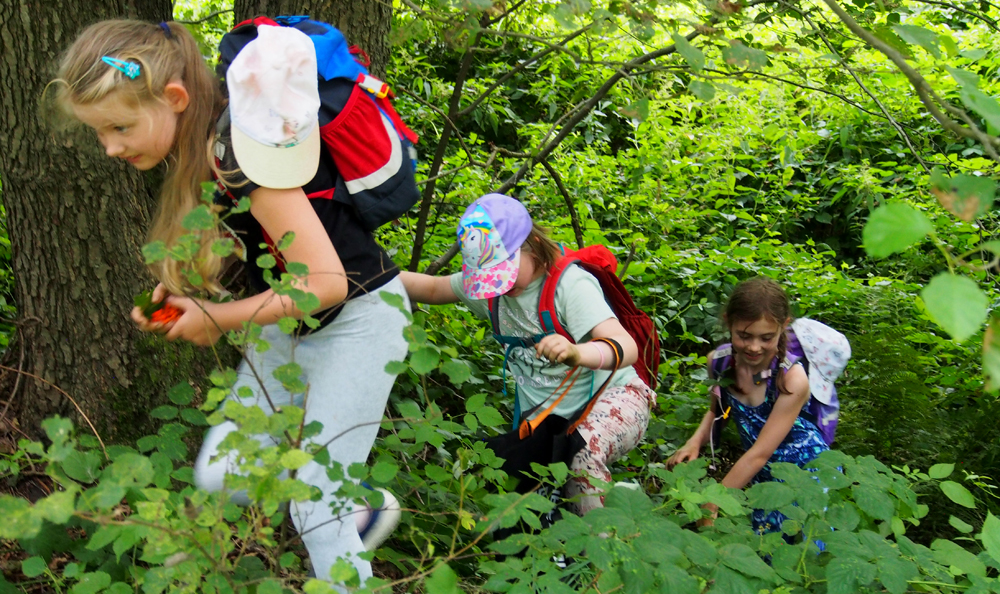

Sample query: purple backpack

[708,318,850,446]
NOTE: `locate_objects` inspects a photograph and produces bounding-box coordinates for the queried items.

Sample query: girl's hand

[697,502,719,528]
[667,442,701,469]
[163,297,223,347]
[131,283,174,333]
[535,334,581,366]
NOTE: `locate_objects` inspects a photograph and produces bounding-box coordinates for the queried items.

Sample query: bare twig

[910,0,999,31]
[820,0,1000,161]
[0,364,107,459]
[540,159,585,249]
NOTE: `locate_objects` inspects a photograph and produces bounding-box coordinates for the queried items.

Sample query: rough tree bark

[234,0,393,79]
[0,0,209,440]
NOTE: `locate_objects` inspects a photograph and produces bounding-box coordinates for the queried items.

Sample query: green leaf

[921,273,988,342]
[141,241,168,264]
[167,383,194,406]
[940,480,977,508]
[62,450,102,483]
[877,556,918,594]
[402,324,428,345]
[930,169,996,221]
[285,261,309,276]
[370,461,398,483]
[931,538,986,576]
[476,406,506,428]
[465,393,486,413]
[232,197,251,213]
[672,33,704,72]
[36,490,76,524]
[827,556,878,594]
[718,543,779,582]
[105,454,155,487]
[928,463,954,479]
[276,232,296,251]
[277,317,299,335]
[891,24,941,58]
[281,450,312,470]
[424,562,462,594]
[150,405,178,420]
[385,361,408,374]
[853,484,895,521]
[70,571,111,594]
[21,557,47,578]
[618,98,650,122]
[827,502,861,531]
[721,40,768,69]
[985,318,1000,391]
[409,346,440,374]
[862,203,932,258]
[181,205,215,231]
[980,512,1000,564]
[273,363,306,393]
[211,238,235,258]
[946,67,1000,131]
[949,515,974,533]
[689,80,715,101]
[441,359,471,384]
[256,253,277,270]
[180,408,208,426]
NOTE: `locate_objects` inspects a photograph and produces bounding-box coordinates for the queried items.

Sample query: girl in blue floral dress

[668,277,828,533]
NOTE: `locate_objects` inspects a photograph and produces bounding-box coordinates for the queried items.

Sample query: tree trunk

[234,0,392,79]
[0,0,199,440]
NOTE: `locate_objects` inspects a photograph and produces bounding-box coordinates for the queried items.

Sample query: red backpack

[488,245,661,400]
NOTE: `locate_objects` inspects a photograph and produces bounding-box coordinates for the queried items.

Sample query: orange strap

[568,338,623,433]
[517,337,625,438]
[518,366,582,439]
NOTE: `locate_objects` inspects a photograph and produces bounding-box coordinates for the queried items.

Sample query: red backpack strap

[537,255,580,342]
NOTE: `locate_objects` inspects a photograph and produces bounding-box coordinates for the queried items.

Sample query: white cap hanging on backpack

[790,318,850,405]
[227,25,321,189]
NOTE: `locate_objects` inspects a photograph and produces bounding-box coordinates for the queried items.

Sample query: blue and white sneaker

[358,483,401,551]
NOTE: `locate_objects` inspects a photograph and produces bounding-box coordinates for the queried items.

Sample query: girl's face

[730,316,786,369]
[72,85,188,171]
[504,250,541,298]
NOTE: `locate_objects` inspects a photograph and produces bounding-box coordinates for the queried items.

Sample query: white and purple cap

[458,194,532,299]
[790,318,851,404]
[227,25,321,189]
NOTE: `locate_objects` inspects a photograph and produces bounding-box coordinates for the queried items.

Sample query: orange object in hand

[149,304,182,325]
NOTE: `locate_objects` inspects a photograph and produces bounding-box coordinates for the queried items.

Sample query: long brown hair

[521,223,562,271]
[52,20,225,294]
[723,276,792,394]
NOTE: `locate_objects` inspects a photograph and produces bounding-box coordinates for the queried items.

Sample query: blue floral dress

[720,362,829,533]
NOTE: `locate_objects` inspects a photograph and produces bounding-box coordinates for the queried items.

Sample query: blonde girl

[55,20,408,585]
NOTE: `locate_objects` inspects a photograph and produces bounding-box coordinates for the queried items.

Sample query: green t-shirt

[450,266,638,419]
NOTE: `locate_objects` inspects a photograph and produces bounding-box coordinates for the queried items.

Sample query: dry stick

[457,24,594,119]
[796,3,931,172]
[540,159,586,250]
[819,0,1000,162]
[0,364,108,459]
[910,0,1000,31]
[408,16,490,272]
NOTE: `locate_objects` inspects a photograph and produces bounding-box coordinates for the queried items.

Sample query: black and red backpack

[215,15,419,231]
[488,244,661,426]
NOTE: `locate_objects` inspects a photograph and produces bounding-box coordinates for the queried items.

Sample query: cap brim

[231,122,321,190]
[462,251,520,300]
[809,374,835,405]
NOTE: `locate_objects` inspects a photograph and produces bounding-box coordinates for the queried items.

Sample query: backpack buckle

[357,74,389,98]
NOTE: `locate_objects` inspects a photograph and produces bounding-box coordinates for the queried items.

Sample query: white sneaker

[358,486,401,551]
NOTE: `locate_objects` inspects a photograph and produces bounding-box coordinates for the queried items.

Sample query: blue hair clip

[101,56,140,80]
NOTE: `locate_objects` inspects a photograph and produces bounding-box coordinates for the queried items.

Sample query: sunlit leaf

[921,273,988,342]
[862,203,932,258]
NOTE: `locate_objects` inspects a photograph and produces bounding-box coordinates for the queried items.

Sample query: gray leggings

[193,276,409,587]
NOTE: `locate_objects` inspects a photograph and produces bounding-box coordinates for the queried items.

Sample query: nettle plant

[1,184,1000,593]
[862,168,999,389]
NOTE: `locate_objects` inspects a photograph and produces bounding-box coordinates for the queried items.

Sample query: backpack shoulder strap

[709,344,733,379]
[537,254,580,342]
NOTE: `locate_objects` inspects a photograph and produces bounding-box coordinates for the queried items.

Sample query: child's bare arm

[399,271,460,305]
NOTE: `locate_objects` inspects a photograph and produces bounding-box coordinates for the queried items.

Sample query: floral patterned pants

[564,379,656,515]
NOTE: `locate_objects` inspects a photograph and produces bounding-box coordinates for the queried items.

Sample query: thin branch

[910,0,999,31]
[0,364,107,459]
[457,25,593,119]
[174,8,233,25]
[540,159,585,250]
[820,0,1000,161]
[424,242,461,276]
[485,0,532,26]
[788,1,930,171]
